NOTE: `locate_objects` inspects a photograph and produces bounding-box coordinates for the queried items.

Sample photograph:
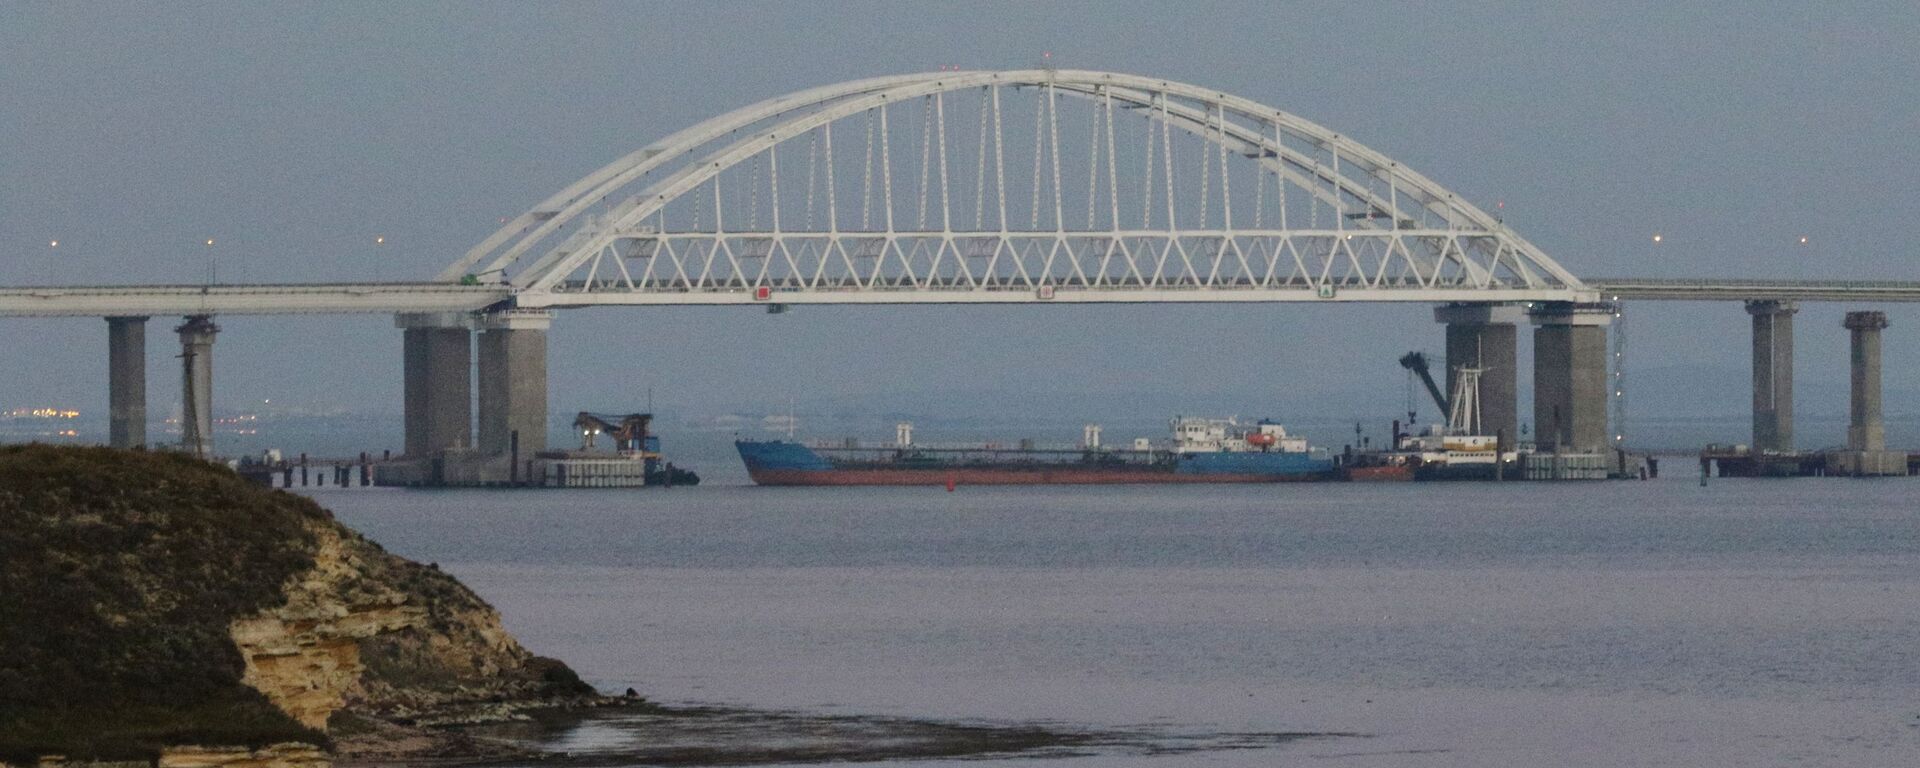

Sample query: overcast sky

[3,2,1917,436]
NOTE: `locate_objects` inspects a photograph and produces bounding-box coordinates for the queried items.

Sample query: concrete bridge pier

[175,315,219,458]
[106,315,148,449]
[399,313,474,457]
[477,310,551,462]
[1829,311,1904,475]
[1436,303,1521,443]
[1529,303,1612,454]
[1747,300,1797,452]
[1845,311,1889,452]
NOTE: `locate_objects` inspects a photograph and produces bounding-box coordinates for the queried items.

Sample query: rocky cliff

[336,528,593,725]
[230,520,421,731]
[0,446,598,767]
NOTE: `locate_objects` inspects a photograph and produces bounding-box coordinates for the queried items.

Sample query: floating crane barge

[537,412,698,488]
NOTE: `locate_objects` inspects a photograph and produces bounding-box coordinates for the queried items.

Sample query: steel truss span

[450,70,1592,307]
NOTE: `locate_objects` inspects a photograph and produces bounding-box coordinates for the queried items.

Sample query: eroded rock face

[339,535,595,722]
[229,523,422,731]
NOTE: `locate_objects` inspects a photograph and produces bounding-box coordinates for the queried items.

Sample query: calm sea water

[315,469,1920,767]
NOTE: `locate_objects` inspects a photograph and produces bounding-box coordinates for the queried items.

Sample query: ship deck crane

[575,412,655,455]
[1398,352,1450,420]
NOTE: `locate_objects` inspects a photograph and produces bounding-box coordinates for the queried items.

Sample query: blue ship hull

[736,440,1336,486]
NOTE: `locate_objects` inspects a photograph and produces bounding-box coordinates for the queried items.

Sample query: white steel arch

[451,70,1592,306]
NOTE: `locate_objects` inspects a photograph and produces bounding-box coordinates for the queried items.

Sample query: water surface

[318,471,1920,766]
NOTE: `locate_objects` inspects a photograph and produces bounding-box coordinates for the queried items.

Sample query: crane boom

[1397,352,1450,418]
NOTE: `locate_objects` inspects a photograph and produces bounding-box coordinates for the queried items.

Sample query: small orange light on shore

[375,235,386,245]
[1799,236,1809,245]
[49,240,58,248]
[1651,234,1663,243]
[205,238,215,246]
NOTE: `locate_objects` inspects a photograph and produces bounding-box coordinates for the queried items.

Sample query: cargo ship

[736,417,1337,486]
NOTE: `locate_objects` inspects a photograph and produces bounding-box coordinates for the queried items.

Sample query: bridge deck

[4,278,1920,317]
[0,283,509,317]
[1588,279,1920,302]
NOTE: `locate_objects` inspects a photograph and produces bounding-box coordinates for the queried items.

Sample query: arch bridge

[370,69,1613,483]
[446,69,1591,307]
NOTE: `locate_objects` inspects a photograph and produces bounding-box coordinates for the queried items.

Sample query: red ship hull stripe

[745,468,1331,486]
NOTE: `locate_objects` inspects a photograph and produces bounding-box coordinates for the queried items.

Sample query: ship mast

[1447,367,1484,436]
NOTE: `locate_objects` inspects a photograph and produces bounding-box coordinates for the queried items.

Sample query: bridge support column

[1747,300,1797,452]
[1845,311,1888,452]
[175,315,219,458]
[478,310,551,458]
[1828,311,1904,476]
[399,313,474,457]
[107,316,148,449]
[1529,303,1612,454]
[1435,303,1521,442]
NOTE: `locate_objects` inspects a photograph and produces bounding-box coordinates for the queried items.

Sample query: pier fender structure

[1435,303,1521,446]
[1529,302,1612,454]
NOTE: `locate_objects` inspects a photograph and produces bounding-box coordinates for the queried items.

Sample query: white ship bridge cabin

[1171,417,1311,454]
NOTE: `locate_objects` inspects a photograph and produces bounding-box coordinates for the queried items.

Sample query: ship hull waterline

[745,466,1338,486]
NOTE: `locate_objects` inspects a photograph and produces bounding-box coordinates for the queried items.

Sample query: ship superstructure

[1393,367,1516,480]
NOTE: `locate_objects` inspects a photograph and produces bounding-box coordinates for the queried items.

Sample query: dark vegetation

[0,445,327,762]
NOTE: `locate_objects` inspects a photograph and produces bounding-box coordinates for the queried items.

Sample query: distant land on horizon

[7,358,1920,460]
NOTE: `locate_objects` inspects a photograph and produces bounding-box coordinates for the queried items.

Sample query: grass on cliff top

[0,445,328,762]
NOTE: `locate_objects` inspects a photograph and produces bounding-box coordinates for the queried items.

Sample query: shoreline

[335,699,1350,767]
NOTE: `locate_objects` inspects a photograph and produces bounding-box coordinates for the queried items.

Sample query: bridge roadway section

[9,278,1920,316]
[0,283,508,455]
[5,277,1917,479]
